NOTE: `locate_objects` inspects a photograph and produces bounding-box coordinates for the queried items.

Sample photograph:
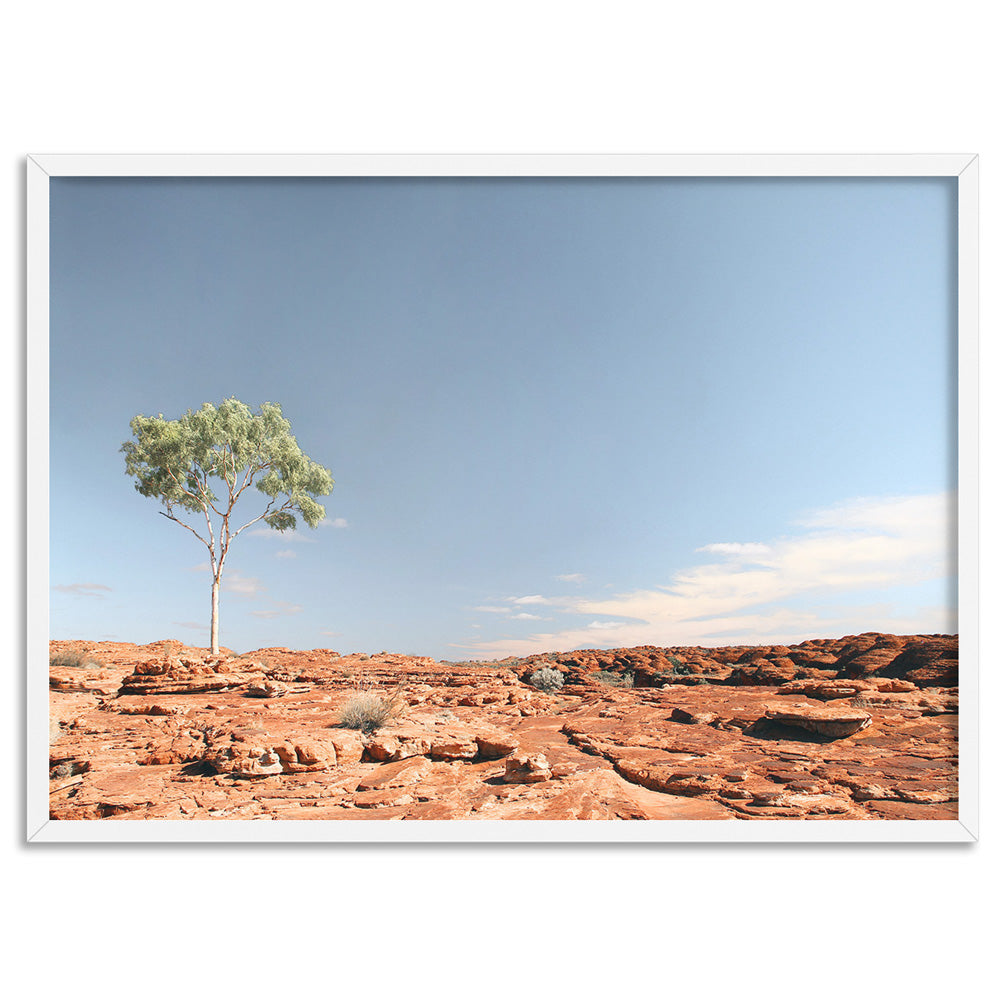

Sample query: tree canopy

[121,398,334,652]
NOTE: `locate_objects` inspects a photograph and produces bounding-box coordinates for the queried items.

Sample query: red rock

[118,655,268,696]
[429,736,480,761]
[47,636,960,823]
[762,704,873,739]
[776,680,866,700]
[351,788,416,809]
[356,756,434,791]
[614,757,729,796]
[670,707,720,725]
[474,732,520,758]
[115,702,190,716]
[503,753,552,783]
[245,680,289,698]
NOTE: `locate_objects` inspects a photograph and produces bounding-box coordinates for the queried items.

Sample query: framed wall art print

[26,153,979,843]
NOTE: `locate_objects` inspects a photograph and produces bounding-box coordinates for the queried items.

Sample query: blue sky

[49,176,957,659]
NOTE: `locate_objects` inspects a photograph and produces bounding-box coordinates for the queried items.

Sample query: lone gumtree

[121,398,334,654]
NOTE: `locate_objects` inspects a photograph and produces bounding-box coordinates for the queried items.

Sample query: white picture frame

[26,153,979,843]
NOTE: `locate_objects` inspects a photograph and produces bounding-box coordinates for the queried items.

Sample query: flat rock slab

[356,756,434,791]
[762,705,873,739]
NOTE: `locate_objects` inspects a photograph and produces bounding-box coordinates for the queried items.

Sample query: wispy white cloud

[474,602,550,621]
[319,628,343,638]
[223,572,266,597]
[275,549,297,559]
[248,516,346,542]
[556,573,585,583]
[795,493,949,533]
[52,582,111,597]
[696,542,772,559]
[250,601,303,620]
[508,595,552,606]
[247,528,315,543]
[172,620,209,632]
[459,491,956,658]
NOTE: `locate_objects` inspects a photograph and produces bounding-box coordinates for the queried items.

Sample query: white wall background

[3,3,995,997]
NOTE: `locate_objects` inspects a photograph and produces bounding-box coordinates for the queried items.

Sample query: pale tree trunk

[210,575,220,655]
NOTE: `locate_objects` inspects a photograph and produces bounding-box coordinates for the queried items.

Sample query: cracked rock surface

[47,634,958,822]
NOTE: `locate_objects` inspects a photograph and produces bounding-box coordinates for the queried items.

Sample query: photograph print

[34,158,972,839]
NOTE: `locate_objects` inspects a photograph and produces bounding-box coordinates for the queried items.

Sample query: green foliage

[651,667,702,687]
[527,666,564,692]
[593,669,634,688]
[336,690,402,733]
[122,398,333,532]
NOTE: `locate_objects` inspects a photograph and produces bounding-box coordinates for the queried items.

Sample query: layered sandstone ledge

[47,633,958,821]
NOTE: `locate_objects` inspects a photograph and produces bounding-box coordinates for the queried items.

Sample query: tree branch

[230,496,294,541]
[232,455,270,506]
[218,442,233,499]
[200,465,225,518]
[200,488,217,561]
[163,464,202,506]
[159,510,211,550]
[162,464,221,558]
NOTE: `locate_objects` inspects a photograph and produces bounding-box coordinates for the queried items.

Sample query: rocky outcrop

[47,635,959,822]
[117,655,270,696]
[503,753,552,783]
[760,704,873,739]
[507,633,958,690]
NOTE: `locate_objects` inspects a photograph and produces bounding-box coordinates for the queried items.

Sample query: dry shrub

[337,689,402,733]
[336,664,404,733]
[49,645,103,669]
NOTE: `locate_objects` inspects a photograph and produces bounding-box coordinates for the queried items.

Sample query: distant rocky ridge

[449,632,959,690]
[47,633,958,823]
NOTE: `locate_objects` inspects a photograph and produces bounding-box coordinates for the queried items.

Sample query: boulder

[503,753,552,783]
[762,705,873,739]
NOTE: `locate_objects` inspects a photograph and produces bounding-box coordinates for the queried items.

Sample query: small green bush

[667,657,692,675]
[593,669,634,688]
[336,690,401,733]
[527,666,564,692]
[652,669,703,687]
